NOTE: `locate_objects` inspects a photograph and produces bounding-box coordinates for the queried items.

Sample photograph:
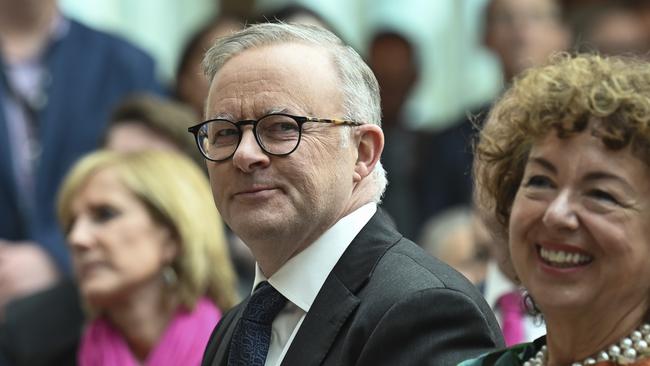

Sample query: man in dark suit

[192,22,504,366]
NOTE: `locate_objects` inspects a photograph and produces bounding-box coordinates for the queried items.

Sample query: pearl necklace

[523,323,650,366]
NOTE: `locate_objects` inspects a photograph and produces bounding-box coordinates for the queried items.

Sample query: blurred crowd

[0,0,649,365]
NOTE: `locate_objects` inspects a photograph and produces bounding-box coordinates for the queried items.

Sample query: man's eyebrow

[206,108,294,121]
[207,112,235,120]
[265,107,292,115]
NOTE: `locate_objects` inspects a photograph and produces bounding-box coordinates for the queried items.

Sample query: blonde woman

[58,150,238,366]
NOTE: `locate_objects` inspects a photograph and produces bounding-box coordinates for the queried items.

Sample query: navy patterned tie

[227,281,288,366]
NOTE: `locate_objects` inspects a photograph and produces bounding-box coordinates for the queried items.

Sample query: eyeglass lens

[197,114,301,160]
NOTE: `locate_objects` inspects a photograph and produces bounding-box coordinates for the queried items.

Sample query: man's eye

[216,128,239,137]
[267,122,299,132]
[212,128,239,145]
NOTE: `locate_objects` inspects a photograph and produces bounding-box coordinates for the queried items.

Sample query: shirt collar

[253,203,377,312]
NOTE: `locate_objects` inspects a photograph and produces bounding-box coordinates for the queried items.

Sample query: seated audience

[253,4,337,34]
[58,151,238,366]
[571,0,649,57]
[0,96,226,365]
[175,15,243,117]
[462,53,650,365]
[418,206,490,286]
[476,214,546,346]
[0,0,162,319]
[416,0,571,226]
[368,29,421,238]
[103,94,202,165]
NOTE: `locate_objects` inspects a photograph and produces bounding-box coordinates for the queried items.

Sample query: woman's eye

[588,189,619,205]
[92,205,120,223]
[524,175,554,188]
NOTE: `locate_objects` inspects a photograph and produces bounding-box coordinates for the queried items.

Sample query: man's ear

[353,124,384,183]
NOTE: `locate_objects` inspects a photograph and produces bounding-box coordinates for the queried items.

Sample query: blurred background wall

[58,0,501,131]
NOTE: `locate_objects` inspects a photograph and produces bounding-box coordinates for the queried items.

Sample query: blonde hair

[475,53,650,239]
[58,150,238,312]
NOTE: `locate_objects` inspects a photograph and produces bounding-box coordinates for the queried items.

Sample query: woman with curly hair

[461,53,650,365]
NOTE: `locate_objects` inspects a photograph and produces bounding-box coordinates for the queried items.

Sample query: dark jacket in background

[0,280,83,366]
[0,18,162,273]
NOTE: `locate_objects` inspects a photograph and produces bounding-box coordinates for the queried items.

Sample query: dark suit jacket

[202,210,504,366]
[0,280,83,366]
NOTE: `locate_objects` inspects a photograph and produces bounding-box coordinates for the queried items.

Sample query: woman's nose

[542,190,579,231]
[67,217,95,250]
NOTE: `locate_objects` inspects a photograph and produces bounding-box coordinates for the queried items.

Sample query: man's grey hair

[202,22,387,202]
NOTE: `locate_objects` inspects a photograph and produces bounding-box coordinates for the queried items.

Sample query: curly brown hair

[474,53,650,240]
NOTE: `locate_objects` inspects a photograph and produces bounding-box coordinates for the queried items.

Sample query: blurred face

[67,168,177,308]
[369,34,417,125]
[205,43,358,270]
[105,121,180,153]
[485,0,569,81]
[177,20,242,116]
[588,10,649,57]
[437,223,487,285]
[509,130,650,319]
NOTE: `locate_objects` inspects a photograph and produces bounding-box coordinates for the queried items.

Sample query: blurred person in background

[571,0,649,57]
[253,4,337,34]
[58,151,238,366]
[175,15,243,117]
[0,0,162,319]
[483,0,570,86]
[416,0,571,235]
[637,0,650,50]
[104,93,203,165]
[109,93,257,294]
[368,29,421,239]
[463,53,650,365]
[106,93,257,295]
[418,206,490,287]
[0,93,226,366]
[476,213,546,347]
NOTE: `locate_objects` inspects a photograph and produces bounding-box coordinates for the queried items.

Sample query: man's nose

[232,128,271,172]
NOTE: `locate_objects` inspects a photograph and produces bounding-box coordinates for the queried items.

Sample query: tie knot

[242,281,288,325]
[497,290,524,313]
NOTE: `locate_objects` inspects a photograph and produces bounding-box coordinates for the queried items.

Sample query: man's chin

[229,211,291,238]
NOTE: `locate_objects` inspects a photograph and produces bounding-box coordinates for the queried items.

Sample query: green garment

[459,337,546,366]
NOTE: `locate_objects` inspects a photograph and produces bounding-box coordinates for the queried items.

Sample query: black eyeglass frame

[187,113,364,162]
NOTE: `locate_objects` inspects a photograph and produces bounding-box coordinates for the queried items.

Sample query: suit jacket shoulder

[202,209,504,366]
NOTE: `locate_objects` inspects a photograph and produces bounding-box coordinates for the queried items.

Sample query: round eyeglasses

[187,113,364,162]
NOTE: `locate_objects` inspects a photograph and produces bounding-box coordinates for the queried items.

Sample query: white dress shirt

[483,261,546,342]
[251,203,377,366]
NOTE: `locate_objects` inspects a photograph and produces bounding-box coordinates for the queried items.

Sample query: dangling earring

[162,265,178,287]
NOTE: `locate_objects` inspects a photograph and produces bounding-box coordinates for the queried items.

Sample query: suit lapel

[212,303,246,366]
[280,274,359,366]
[281,209,402,366]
